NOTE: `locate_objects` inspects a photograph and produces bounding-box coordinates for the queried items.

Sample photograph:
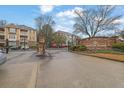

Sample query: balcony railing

[20,32,28,36]
[9,38,16,41]
[0,39,5,43]
[0,32,4,36]
[20,39,28,42]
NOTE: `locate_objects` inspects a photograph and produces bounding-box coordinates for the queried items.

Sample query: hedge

[112,42,124,52]
[30,45,37,49]
[71,45,87,51]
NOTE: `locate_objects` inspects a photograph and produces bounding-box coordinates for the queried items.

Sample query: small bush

[70,46,75,51]
[112,42,124,52]
[79,45,87,51]
[71,45,87,51]
[30,45,37,49]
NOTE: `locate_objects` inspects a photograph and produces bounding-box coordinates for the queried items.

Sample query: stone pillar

[37,35,45,55]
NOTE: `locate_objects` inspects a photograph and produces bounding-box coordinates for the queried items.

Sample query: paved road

[36,50,124,88]
[0,51,39,88]
[0,50,124,88]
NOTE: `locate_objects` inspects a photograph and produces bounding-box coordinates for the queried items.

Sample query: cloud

[55,25,73,33]
[56,10,76,18]
[54,15,75,32]
[74,7,84,12]
[112,19,124,24]
[56,7,83,18]
[54,7,84,32]
[40,5,55,14]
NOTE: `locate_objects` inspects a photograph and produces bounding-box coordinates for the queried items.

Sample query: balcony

[9,38,16,41]
[0,39,5,43]
[20,33,28,36]
[20,30,28,36]
[20,39,28,43]
[0,32,4,36]
[9,28,16,34]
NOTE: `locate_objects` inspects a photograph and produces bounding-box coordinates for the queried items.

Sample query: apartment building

[0,25,5,48]
[0,23,37,49]
[55,30,81,45]
[51,30,81,47]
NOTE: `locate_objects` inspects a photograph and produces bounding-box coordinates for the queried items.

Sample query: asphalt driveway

[0,50,124,88]
[36,50,124,88]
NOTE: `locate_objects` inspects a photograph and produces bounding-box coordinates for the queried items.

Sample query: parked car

[10,46,18,50]
[0,49,6,65]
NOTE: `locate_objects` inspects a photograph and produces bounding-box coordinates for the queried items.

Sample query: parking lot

[0,50,124,88]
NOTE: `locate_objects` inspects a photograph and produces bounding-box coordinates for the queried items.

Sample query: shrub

[79,45,87,51]
[71,45,87,51]
[30,45,37,49]
[70,46,76,51]
[112,42,124,52]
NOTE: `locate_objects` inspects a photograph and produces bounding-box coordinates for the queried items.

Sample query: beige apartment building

[0,23,37,49]
[55,30,81,45]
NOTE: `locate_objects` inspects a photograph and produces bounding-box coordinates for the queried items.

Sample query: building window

[20,31,28,35]
[20,37,27,41]
[0,36,4,39]
[9,41,16,46]
[10,28,16,33]
[9,34,16,39]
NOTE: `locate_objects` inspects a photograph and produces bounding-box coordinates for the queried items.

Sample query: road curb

[7,53,24,61]
[71,51,124,63]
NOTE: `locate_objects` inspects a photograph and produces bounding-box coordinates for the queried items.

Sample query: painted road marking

[27,63,39,88]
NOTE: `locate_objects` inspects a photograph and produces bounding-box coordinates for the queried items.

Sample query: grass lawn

[95,50,124,54]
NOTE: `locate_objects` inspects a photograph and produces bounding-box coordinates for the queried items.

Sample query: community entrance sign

[37,35,45,55]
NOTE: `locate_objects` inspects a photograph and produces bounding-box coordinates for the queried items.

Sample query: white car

[0,50,6,65]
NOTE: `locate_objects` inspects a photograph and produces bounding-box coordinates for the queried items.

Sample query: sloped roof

[16,25,35,30]
[57,30,72,35]
[121,31,124,34]
[0,25,4,28]
[56,30,80,38]
[0,23,36,31]
[0,25,5,28]
[5,23,17,28]
[81,36,118,40]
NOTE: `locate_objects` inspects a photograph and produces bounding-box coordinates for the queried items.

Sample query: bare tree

[121,33,124,39]
[120,30,124,39]
[42,24,54,48]
[52,33,67,48]
[73,6,122,38]
[35,15,55,40]
[0,20,7,26]
[35,14,55,54]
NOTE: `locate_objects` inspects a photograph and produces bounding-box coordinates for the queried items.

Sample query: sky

[0,5,124,36]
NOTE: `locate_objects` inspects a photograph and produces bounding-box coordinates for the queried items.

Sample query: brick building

[80,37,119,50]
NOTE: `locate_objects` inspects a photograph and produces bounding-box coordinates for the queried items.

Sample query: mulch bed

[71,51,124,62]
[91,53,124,62]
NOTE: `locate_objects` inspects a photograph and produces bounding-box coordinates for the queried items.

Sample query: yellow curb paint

[27,63,38,88]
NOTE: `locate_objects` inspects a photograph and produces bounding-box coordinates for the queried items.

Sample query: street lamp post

[68,41,70,51]
[71,35,74,46]
[24,38,26,51]
[6,39,9,54]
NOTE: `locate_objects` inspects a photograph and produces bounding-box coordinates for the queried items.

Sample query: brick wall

[80,37,118,50]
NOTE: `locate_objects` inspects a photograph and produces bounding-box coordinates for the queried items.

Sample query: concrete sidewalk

[7,51,25,61]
